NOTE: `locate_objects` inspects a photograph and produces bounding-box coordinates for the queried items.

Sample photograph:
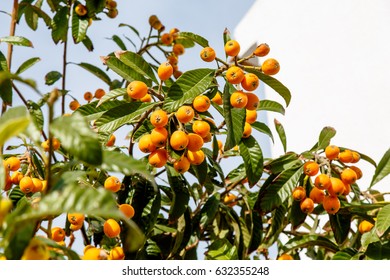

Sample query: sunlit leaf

[74,62,111,85]
[0,36,33,47]
[205,238,238,260]
[51,6,69,44]
[258,99,285,115]
[45,70,62,85]
[0,106,30,147]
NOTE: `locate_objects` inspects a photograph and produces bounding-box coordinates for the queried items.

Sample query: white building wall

[234,0,390,191]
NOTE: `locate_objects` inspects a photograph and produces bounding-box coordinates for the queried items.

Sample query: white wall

[234,0,390,191]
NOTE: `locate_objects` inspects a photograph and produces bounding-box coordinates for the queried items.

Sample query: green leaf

[116,51,158,84]
[51,113,102,165]
[290,200,307,229]
[239,136,263,187]
[177,32,209,48]
[96,88,126,106]
[264,152,301,174]
[223,83,246,150]
[258,99,285,115]
[0,106,30,147]
[255,165,304,214]
[101,150,154,183]
[315,126,337,151]
[77,99,126,122]
[198,192,220,231]
[109,35,127,50]
[85,0,106,16]
[24,4,39,30]
[252,121,274,143]
[26,100,44,131]
[73,62,111,85]
[51,6,69,44]
[166,166,190,223]
[45,70,62,85]
[29,2,52,27]
[71,12,89,43]
[0,51,12,105]
[332,248,359,260]
[81,35,94,51]
[118,23,141,38]
[370,148,390,187]
[365,241,390,260]
[274,118,287,153]
[95,101,157,133]
[0,36,33,47]
[163,68,215,113]
[329,212,351,245]
[247,211,263,255]
[15,57,40,74]
[246,69,291,107]
[104,55,148,85]
[282,235,339,254]
[205,238,238,260]
[375,204,390,237]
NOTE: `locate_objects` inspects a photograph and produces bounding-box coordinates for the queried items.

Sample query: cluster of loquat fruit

[74,0,119,20]
[292,145,363,216]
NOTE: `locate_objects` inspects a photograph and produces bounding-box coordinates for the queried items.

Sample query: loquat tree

[0,1,390,260]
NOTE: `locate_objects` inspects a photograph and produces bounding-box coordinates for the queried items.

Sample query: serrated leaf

[365,241,390,260]
[45,70,62,85]
[258,99,285,115]
[246,69,291,107]
[238,136,263,187]
[71,11,88,43]
[316,126,337,151]
[274,118,287,153]
[77,99,126,122]
[51,113,102,165]
[0,106,30,147]
[166,166,190,223]
[282,235,339,254]
[15,57,40,74]
[375,204,390,237]
[255,165,304,214]
[177,32,209,48]
[104,55,148,85]
[101,150,154,183]
[51,6,69,44]
[0,36,33,47]
[163,68,215,112]
[95,101,157,133]
[370,148,390,187]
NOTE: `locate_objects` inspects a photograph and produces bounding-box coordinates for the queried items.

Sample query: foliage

[0,0,389,260]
